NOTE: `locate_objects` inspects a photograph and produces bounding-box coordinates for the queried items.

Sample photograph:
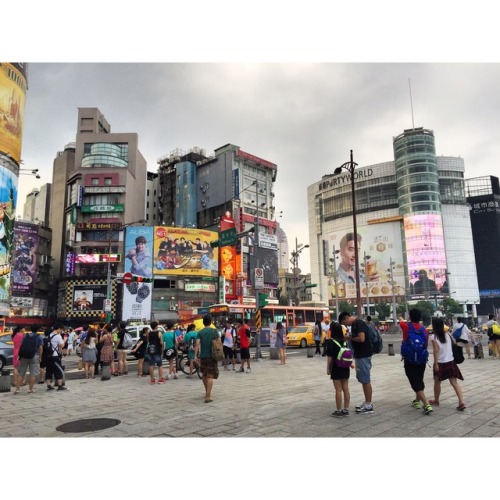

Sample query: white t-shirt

[223,327,235,348]
[50,333,64,357]
[430,333,453,363]
[451,322,470,342]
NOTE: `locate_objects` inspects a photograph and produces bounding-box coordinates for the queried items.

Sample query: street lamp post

[290,238,309,306]
[388,258,398,327]
[334,150,362,316]
[329,244,340,320]
[363,251,371,317]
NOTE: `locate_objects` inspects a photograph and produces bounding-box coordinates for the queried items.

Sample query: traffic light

[133,276,152,283]
[258,292,269,309]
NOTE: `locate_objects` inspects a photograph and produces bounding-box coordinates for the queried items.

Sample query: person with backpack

[147,321,165,384]
[115,321,130,376]
[14,325,43,395]
[162,321,178,380]
[313,319,322,356]
[327,322,353,417]
[451,317,471,360]
[429,317,466,411]
[338,311,374,414]
[183,323,198,378]
[399,309,433,415]
[44,323,67,391]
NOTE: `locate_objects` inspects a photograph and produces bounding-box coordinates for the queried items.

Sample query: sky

[2,2,495,483]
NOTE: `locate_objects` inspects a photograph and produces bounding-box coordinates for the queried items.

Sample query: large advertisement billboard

[0,63,27,163]
[124,225,154,278]
[11,221,38,296]
[403,214,448,298]
[72,283,108,311]
[122,281,152,322]
[0,166,17,311]
[152,226,218,277]
[327,221,405,301]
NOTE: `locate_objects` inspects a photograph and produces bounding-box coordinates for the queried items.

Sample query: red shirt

[238,324,250,349]
[400,321,429,344]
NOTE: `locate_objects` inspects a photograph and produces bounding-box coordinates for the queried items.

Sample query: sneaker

[150,378,156,384]
[57,386,67,391]
[355,402,366,410]
[157,378,166,384]
[47,385,55,391]
[233,367,236,371]
[239,367,245,372]
[331,410,344,418]
[173,373,178,380]
[423,404,433,415]
[341,409,349,416]
[356,404,374,414]
[411,399,422,409]
[246,368,251,373]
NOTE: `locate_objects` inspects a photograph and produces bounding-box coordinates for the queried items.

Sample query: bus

[208,303,330,345]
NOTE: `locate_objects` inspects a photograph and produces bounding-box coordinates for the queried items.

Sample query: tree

[441,297,463,316]
[338,300,355,316]
[375,301,391,320]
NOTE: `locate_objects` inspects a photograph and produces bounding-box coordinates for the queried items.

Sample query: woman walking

[81,327,97,379]
[328,322,352,417]
[429,317,466,411]
[272,322,287,365]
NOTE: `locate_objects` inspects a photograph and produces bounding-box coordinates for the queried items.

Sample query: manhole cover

[56,418,121,433]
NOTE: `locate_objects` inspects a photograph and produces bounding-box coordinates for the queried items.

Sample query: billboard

[0,63,27,163]
[124,225,154,278]
[0,166,17,309]
[72,284,108,311]
[152,226,218,277]
[328,221,405,301]
[122,281,152,322]
[403,214,448,298]
[11,221,38,296]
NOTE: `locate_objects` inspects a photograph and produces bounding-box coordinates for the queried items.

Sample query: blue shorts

[355,356,372,384]
[147,354,163,367]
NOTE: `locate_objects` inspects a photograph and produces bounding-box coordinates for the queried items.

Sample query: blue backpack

[401,323,428,365]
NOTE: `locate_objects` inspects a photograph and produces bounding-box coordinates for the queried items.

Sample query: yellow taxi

[286,324,327,348]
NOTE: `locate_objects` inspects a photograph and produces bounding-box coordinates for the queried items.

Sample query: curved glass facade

[393,128,441,215]
[81,142,128,168]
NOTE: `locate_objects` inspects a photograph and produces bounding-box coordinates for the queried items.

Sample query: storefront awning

[151,311,180,323]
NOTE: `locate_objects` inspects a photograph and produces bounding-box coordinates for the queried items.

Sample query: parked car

[285,324,325,348]
[125,324,166,349]
[0,333,13,345]
[0,341,14,370]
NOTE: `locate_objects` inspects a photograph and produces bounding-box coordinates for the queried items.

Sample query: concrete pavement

[1,346,499,438]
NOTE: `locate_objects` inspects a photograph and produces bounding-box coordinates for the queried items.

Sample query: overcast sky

[15,62,500,273]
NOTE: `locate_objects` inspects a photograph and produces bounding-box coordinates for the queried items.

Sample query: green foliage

[441,297,463,315]
[413,301,434,325]
[375,301,391,320]
[338,300,355,316]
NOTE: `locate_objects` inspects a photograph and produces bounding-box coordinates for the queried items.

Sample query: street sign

[104,299,112,312]
[123,272,133,284]
[219,227,237,247]
[255,267,264,289]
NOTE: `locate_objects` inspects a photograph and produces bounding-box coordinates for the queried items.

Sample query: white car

[125,324,166,349]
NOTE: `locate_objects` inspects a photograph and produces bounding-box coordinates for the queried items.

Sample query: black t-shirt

[351,319,372,359]
[117,329,127,349]
[148,330,162,351]
[137,332,147,354]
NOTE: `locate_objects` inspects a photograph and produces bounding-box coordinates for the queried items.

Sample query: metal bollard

[307,347,314,358]
[0,369,11,392]
[388,343,395,356]
[143,360,150,375]
[101,362,111,381]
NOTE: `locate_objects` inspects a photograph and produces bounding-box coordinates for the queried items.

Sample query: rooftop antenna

[409,78,415,129]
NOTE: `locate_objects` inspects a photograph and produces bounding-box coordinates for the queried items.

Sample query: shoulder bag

[211,331,224,361]
[449,333,464,364]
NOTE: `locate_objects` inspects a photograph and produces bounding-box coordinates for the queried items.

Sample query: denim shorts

[355,356,372,384]
[147,354,163,367]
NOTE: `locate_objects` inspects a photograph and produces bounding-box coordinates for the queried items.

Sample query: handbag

[449,334,464,364]
[212,331,224,361]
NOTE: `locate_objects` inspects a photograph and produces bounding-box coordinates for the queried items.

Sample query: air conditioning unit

[169,305,178,311]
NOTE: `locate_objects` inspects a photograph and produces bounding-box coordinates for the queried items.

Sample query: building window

[104,177,112,186]
[91,178,99,186]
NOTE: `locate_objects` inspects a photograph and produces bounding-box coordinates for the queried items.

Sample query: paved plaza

[1,346,499,438]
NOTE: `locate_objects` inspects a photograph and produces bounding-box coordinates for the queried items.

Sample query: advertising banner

[153,226,218,277]
[404,214,448,298]
[219,211,237,300]
[72,284,108,311]
[328,221,405,301]
[124,225,154,278]
[122,281,152,322]
[12,221,38,296]
[0,166,17,307]
[0,63,27,163]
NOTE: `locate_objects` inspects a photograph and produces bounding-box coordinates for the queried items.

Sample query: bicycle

[176,343,202,379]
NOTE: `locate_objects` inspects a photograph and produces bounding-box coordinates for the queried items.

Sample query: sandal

[428,399,439,405]
[28,389,36,394]
[456,403,466,411]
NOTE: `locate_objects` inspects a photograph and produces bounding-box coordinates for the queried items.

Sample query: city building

[308,127,480,318]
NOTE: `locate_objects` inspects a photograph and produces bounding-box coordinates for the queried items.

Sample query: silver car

[0,341,14,371]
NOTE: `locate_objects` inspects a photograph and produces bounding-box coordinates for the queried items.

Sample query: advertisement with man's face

[72,284,107,311]
[124,225,153,278]
[12,221,38,296]
[153,226,218,277]
[328,221,405,301]
[404,214,448,298]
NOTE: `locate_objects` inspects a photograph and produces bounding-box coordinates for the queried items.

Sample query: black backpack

[18,334,38,359]
[42,335,55,360]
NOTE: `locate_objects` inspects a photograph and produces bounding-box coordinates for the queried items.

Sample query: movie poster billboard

[72,284,107,311]
[328,221,405,301]
[403,214,448,298]
[124,225,154,278]
[11,221,38,296]
[220,211,237,299]
[0,165,17,311]
[152,226,218,277]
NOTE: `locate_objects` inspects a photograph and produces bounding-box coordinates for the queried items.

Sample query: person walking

[162,321,178,380]
[130,326,148,376]
[182,323,198,378]
[45,323,67,391]
[194,314,220,403]
[429,316,466,411]
[11,326,25,388]
[237,319,252,373]
[272,321,287,365]
[399,309,433,415]
[313,319,322,356]
[338,311,374,414]
[222,321,237,371]
[321,316,330,356]
[328,322,352,417]
[452,317,472,359]
[147,321,166,384]
[14,325,43,395]
[485,314,500,358]
[116,321,129,375]
[81,327,98,379]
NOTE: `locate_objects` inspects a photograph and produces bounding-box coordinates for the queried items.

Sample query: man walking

[237,319,252,373]
[194,314,220,403]
[338,312,373,413]
[14,325,43,395]
[452,317,472,359]
[45,323,67,391]
[222,321,237,371]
